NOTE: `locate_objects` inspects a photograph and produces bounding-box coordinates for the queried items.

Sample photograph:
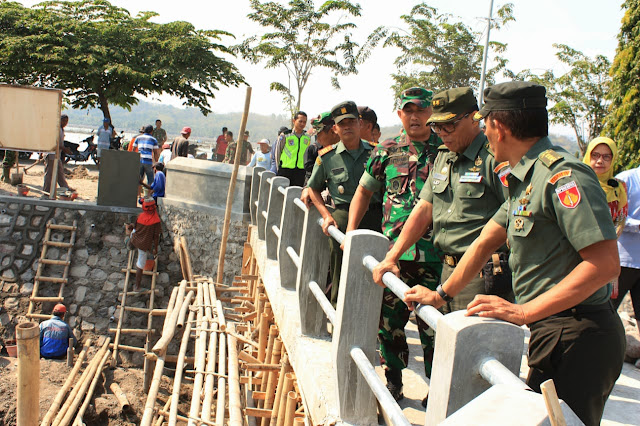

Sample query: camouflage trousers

[378,259,441,378]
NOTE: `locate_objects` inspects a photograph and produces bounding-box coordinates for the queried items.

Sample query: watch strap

[436,284,453,302]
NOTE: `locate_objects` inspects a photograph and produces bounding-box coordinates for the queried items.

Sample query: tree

[605,0,640,170]
[512,44,611,157]
[374,2,514,106]
[235,0,373,116]
[0,0,244,123]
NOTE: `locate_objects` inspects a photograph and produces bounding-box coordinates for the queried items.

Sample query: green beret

[427,87,479,124]
[331,101,359,124]
[474,81,547,121]
[400,87,433,109]
[311,112,334,132]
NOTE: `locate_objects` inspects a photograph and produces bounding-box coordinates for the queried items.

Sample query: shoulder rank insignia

[548,169,572,185]
[555,180,581,208]
[318,145,335,156]
[538,149,563,168]
[315,156,322,166]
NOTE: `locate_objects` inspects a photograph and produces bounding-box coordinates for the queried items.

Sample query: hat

[400,87,433,109]
[475,81,547,121]
[143,124,153,134]
[244,130,250,135]
[162,142,171,149]
[53,303,66,314]
[103,118,110,122]
[181,126,192,135]
[278,126,290,135]
[311,112,334,132]
[331,101,359,124]
[257,138,270,145]
[427,87,479,124]
[357,106,377,125]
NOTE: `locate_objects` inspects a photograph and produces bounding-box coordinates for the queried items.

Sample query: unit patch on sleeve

[555,181,581,208]
[548,169,572,184]
[493,161,511,187]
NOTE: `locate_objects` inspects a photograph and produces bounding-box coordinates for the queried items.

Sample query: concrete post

[256,171,275,240]
[426,311,525,424]
[16,322,40,426]
[277,186,303,290]
[265,177,290,260]
[297,206,331,337]
[332,230,387,425]
[250,167,265,226]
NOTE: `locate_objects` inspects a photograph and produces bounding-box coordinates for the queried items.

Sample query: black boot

[385,368,404,401]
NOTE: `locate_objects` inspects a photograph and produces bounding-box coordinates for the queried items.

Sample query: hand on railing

[466,295,528,326]
[404,286,446,311]
[300,187,313,207]
[321,215,338,236]
[372,258,400,288]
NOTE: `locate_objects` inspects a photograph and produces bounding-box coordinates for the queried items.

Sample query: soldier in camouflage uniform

[346,87,442,402]
[224,137,254,165]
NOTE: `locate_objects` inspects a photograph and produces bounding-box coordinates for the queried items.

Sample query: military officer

[404,82,625,426]
[307,101,382,305]
[373,87,512,313]
[346,87,442,402]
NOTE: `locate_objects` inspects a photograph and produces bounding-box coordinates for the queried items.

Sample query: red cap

[180,127,191,135]
[53,303,66,314]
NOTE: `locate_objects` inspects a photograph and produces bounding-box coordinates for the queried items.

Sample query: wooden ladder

[27,220,77,320]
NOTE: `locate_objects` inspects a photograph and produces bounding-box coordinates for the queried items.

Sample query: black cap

[278,126,291,135]
[427,87,478,124]
[474,81,547,121]
[331,101,359,124]
[357,106,377,126]
[143,124,153,134]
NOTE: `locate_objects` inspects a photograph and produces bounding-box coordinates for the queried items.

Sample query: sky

[19,0,625,129]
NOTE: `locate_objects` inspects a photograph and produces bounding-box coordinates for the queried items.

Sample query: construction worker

[39,304,76,359]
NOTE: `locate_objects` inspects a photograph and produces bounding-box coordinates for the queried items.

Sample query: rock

[158,272,170,285]
[90,269,108,281]
[108,306,116,317]
[71,265,89,278]
[69,304,77,315]
[0,312,10,326]
[78,306,94,318]
[117,279,126,290]
[622,314,640,359]
[20,268,34,281]
[20,282,33,295]
[80,321,95,332]
[94,318,109,333]
[109,247,121,259]
[102,281,116,291]
[168,262,180,272]
[74,286,88,303]
[68,316,77,327]
[76,248,89,259]
[4,297,19,310]
[102,234,122,247]
[47,248,60,260]
[108,272,124,282]
[87,255,99,267]
[169,253,178,262]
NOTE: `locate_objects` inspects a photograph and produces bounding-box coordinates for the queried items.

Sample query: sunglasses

[402,87,431,99]
[430,113,470,134]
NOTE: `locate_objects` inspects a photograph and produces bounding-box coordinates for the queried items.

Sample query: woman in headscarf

[583,137,628,237]
[125,198,162,290]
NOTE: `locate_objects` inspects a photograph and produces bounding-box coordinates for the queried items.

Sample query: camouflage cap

[311,112,334,132]
[427,87,479,124]
[474,81,547,121]
[357,106,377,125]
[331,101,359,124]
[400,87,433,109]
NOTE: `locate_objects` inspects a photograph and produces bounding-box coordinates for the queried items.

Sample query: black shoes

[385,368,404,402]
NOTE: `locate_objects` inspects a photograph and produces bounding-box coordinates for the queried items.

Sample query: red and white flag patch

[555,181,581,208]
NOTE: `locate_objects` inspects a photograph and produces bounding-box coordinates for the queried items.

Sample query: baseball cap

[311,112,334,132]
[181,126,192,135]
[162,143,171,149]
[474,81,547,121]
[331,101,359,124]
[427,87,479,124]
[257,138,270,145]
[53,303,66,314]
[357,106,377,126]
[103,118,110,122]
[400,87,433,109]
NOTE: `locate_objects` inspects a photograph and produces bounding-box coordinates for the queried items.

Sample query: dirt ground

[0,158,99,201]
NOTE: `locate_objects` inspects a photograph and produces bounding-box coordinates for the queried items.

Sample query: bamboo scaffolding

[72,348,111,426]
[152,285,191,355]
[42,339,92,426]
[153,398,172,426]
[143,255,159,392]
[283,392,298,426]
[262,337,282,423]
[228,323,243,426]
[216,320,227,426]
[258,313,269,362]
[276,374,295,426]
[180,236,195,283]
[112,250,135,362]
[177,290,194,329]
[169,309,195,426]
[202,282,219,423]
[188,283,207,426]
[269,354,291,426]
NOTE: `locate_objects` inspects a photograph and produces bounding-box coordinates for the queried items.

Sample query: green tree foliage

[605,0,640,170]
[236,0,373,117]
[512,44,611,157]
[0,0,244,125]
[374,2,514,106]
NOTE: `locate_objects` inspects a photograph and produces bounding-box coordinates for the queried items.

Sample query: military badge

[555,181,581,208]
[514,218,524,231]
[390,178,402,193]
[525,184,533,195]
[459,172,482,183]
[316,157,322,166]
[341,107,347,114]
[497,165,511,188]
[475,157,482,167]
[338,185,345,194]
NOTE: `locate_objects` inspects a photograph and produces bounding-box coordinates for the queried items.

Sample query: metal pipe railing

[261,211,268,220]
[478,357,529,390]
[286,246,301,269]
[293,198,308,212]
[278,186,286,195]
[308,280,336,325]
[315,217,346,245]
[350,347,411,426]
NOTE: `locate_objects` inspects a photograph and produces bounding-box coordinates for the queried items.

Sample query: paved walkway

[375,317,640,425]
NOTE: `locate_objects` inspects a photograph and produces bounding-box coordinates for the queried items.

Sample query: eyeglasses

[430,113,470,134]
[591,152,613,162]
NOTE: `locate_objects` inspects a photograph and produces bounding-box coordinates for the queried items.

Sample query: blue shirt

[133,134,159,164]
[269,138,280,173]
[40,316,76,358]
[248,150,272,169]
[617,167,640,269]
[150,171,165,198]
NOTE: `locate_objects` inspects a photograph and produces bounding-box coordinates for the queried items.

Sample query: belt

[443,254,463,267]
[335,203,382,210]
[551,301,612,318]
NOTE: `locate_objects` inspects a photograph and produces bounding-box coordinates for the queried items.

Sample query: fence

[247,167,581,425]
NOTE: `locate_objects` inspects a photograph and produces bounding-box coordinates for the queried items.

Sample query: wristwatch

[436,284,453,302]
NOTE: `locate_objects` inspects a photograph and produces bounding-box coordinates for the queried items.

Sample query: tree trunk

[98,93,112,127]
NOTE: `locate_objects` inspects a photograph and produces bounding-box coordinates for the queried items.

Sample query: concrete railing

[248,167,583,425]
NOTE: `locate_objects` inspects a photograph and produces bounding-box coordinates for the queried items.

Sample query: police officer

[307,101,382,305]
[374,87,512,313]
[347,87,442,402]
[276,111,309,187]
[404,81,625,426]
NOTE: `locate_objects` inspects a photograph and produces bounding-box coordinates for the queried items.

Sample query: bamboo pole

[141,354,166,426]
[180,236,195,283]
[152,288,193,354]
[262,337,282,426]
[202,283,219,424]
[113,250,135,362]
[169,309,195,426]
[66,338,74,367]
[143,252,159,392]
[72,348,111,426]
[258,325,278,408]
[276,374,295,426]
[269,354,291,426]
[109,383,130,411]
[177,290,195,329]
[42,339,92,426]
[228,323,243,426]
[258,313,269,362]
[154,398,172,426]
[217,86,252,283]
[216,299,227,331]
[215,325,227,426]
[162,286,179,334]
[188,283,207,426]
[283,392,297,426]
[16,322,40,426]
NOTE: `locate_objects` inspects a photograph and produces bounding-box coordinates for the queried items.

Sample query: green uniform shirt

[419,132,507,254]
[491,137,616,305]
[360,132,442,262]
[224,141,254,164]
[308,139,380,206]
[152,127,167,144]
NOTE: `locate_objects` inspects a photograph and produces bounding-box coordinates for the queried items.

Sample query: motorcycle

[110,131,125,151]
[63,133,98,164]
